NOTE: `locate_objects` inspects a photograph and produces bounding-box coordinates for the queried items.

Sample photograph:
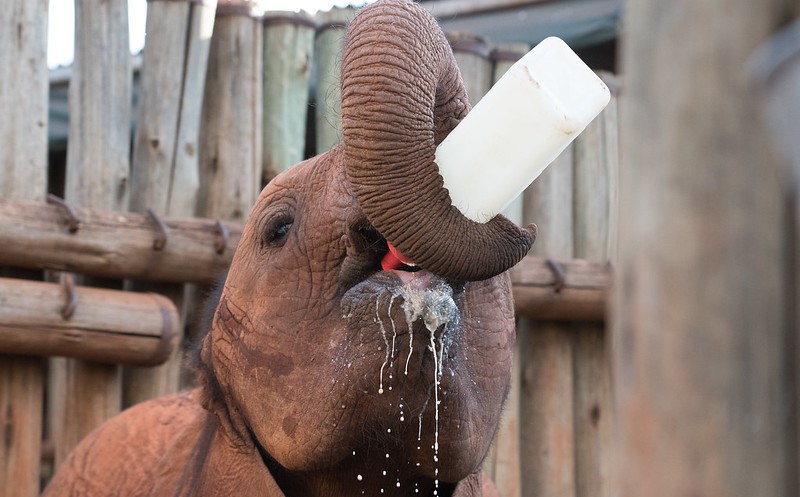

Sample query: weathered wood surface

[613,1,795,496]
[0,356,45,497]
[572,81,618,497]
[64,1,131,213]
[0,278,178,366]
[130,0,217,217]
[126,0,217,408]
[52,0,133,467]
[314,7,354,154]
[0,199,241,285]
[750,25,800,492]
[448,31,493,106]
[262,11,316,180]
[198,6,263,222]
[0,0,49,494]
[520,146,576,497]
[0,1,49,202]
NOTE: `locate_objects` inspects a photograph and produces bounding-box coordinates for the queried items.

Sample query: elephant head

[195,1,529,495]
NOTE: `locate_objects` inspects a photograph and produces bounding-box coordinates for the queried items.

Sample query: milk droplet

[383,470,387,476]
[396,481,401,488]
[387,428,391,433]
[357,475,363,481]
[385,453,390,458]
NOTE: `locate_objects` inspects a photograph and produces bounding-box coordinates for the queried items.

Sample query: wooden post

[572,77,618,497]
[0,278,179,366]
[482,43,529,497]
[613,1,796,496]
[262,11,316,181]
[198,2,263,222]
[750,25,800,494]
[125,0,217,407]
[0,0,49,494]
[313,7,354,154]
[447,32,492,105]
[51,0,132,468]
[520,147,576,497]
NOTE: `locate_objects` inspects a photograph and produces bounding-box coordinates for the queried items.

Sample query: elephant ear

[340,0,536,282]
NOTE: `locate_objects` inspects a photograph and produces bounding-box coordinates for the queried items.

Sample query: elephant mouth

[339,215,466,364]
[340,268,464,392]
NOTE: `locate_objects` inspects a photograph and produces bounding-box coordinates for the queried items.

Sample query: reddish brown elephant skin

[43,1,520,494]
[42,149,513,497]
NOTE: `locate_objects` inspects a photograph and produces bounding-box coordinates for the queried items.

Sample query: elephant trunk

[340,0,536,282]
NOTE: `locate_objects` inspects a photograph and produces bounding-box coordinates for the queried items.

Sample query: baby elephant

[43,1,535,496]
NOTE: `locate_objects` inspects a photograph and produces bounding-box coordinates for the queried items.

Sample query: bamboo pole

[613,1,796,496]
[520,146,576,497]
[125,0,217,407]
[262,11,316,181]
[0,278,178,366]
[51,0,132,468]
[198,2,263,221]
[483,43,529,497]
[0,1,49,494]
[447,32,492,105]
[0,199,241,285]
[572,78,618,497]
[313,7,354,154]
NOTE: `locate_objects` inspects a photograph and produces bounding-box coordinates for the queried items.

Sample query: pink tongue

[381,242,415,271]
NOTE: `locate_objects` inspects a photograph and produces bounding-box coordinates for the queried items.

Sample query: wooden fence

[6,2,616,495]
[2,1,797,497]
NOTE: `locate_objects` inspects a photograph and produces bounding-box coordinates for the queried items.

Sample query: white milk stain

[348,277,459,493]
[376,297,390,394]
[395,282,458,497]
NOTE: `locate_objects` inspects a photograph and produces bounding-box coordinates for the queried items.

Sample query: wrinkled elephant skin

[42,1,519,496]
[43,149,513,497]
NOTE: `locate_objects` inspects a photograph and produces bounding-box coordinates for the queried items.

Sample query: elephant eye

[262,214,294,248]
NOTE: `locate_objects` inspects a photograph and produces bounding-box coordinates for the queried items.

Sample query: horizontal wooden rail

[510,257,610,322]
[0,277,178,365]
[0,198,241,284]
[0,199,611,322]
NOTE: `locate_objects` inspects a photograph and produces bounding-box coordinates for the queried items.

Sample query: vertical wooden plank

[749,25,800,493]
[262,12,316,181]
[482,42,529,497]
[0,0,49,201]
[572,86,618,497]
[614,1,794,497]
[52,0,132,468]
[520,147,575,497]
[124,0,217,407]
[0,2,48,494]
[198,3,263,222]
[313,7,354,154]
[447,32,492,106]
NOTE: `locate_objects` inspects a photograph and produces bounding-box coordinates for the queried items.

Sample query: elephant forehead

[259,147,353,210]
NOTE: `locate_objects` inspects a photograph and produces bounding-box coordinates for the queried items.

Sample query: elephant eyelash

[261,213,294,248]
